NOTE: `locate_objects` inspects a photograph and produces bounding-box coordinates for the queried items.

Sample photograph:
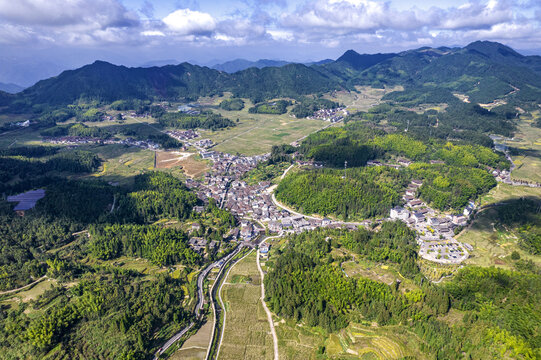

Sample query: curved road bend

[153,246,241,359]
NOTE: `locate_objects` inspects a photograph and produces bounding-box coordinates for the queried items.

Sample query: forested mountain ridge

[13,60,341,108]
[4,41,541,113]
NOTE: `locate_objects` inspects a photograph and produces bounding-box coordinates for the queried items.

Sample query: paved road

[256,241,279,360]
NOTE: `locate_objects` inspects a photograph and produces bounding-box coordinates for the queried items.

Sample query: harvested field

[171,315,214,360]
[156,151,192,169]
[177,154,210,178]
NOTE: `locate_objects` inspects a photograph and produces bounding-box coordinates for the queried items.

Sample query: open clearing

[86,144,155,185]
[275,319,427,360]
[0,278,57,310]
[219,251,273,360]
[458,205,541,270]
[176,154,210,178]
[479,182,541,205]
[326,324,427,360]
[156,151,192,169]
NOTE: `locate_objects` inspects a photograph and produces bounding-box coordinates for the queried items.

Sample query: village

[182,142,477,264]
[307,107,349,122]
[44,135,160,150]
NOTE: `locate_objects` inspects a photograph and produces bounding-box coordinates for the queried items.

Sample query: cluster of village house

[166,129,199,141]
[185,150,362,248]
[389,179,472,264]
[180,143,485,264]
[44,136,160,150]
[307,108,349,123]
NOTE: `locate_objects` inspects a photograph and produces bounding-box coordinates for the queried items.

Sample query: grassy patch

[324,86,403,112]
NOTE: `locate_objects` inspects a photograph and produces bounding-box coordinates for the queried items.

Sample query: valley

[0,40,540,360]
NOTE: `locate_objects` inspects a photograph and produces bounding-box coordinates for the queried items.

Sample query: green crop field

[0,125,45,148]
[324,86,403,112]
[479,182,541,205]
[457,183,541,270]
[200,98,332,156]
[507,117,541,183]
[218,251,274,360]
[458,205,541,270]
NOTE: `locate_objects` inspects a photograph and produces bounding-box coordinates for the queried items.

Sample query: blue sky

[0,0,540,85]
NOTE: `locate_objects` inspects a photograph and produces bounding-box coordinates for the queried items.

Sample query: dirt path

[281,164,295,180]
[0,276,47,295]
[256,245,279,360]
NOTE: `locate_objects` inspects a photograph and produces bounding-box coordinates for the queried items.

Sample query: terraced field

[219,252,274,360]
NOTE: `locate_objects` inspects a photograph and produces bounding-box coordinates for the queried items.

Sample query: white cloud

[162,9,216,36]
[141,30,166,37]
[438,0,513,30]
[0,0,138,28]
[282,0,426,33]
[267,30,293,41]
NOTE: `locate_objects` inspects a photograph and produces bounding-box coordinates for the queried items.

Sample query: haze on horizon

[0,0,540,87]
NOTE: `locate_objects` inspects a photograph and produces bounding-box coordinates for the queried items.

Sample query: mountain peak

[465,41,523,58]
[335,50,396,70]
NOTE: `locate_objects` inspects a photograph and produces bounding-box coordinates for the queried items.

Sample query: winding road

[153,246,242,360]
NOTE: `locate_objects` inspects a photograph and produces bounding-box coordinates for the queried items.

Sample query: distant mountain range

[210,58,334,73]
[211,59,291,73]
[0,82,24,94]
[2,41,541,112]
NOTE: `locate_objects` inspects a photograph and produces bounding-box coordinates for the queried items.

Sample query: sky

[0,0,540,86]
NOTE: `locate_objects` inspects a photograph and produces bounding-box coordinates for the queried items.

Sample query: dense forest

[410,162,496,210]
[219,98,244,111]
[1,271,192,359]
[157,110,235,130]
[265,226,541,359]
[276,166,408,220]
[287,122,505,214]
[248,100,292,114]
[0,147,240,359]
[89,224,200,266]
[0,147,102,193]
